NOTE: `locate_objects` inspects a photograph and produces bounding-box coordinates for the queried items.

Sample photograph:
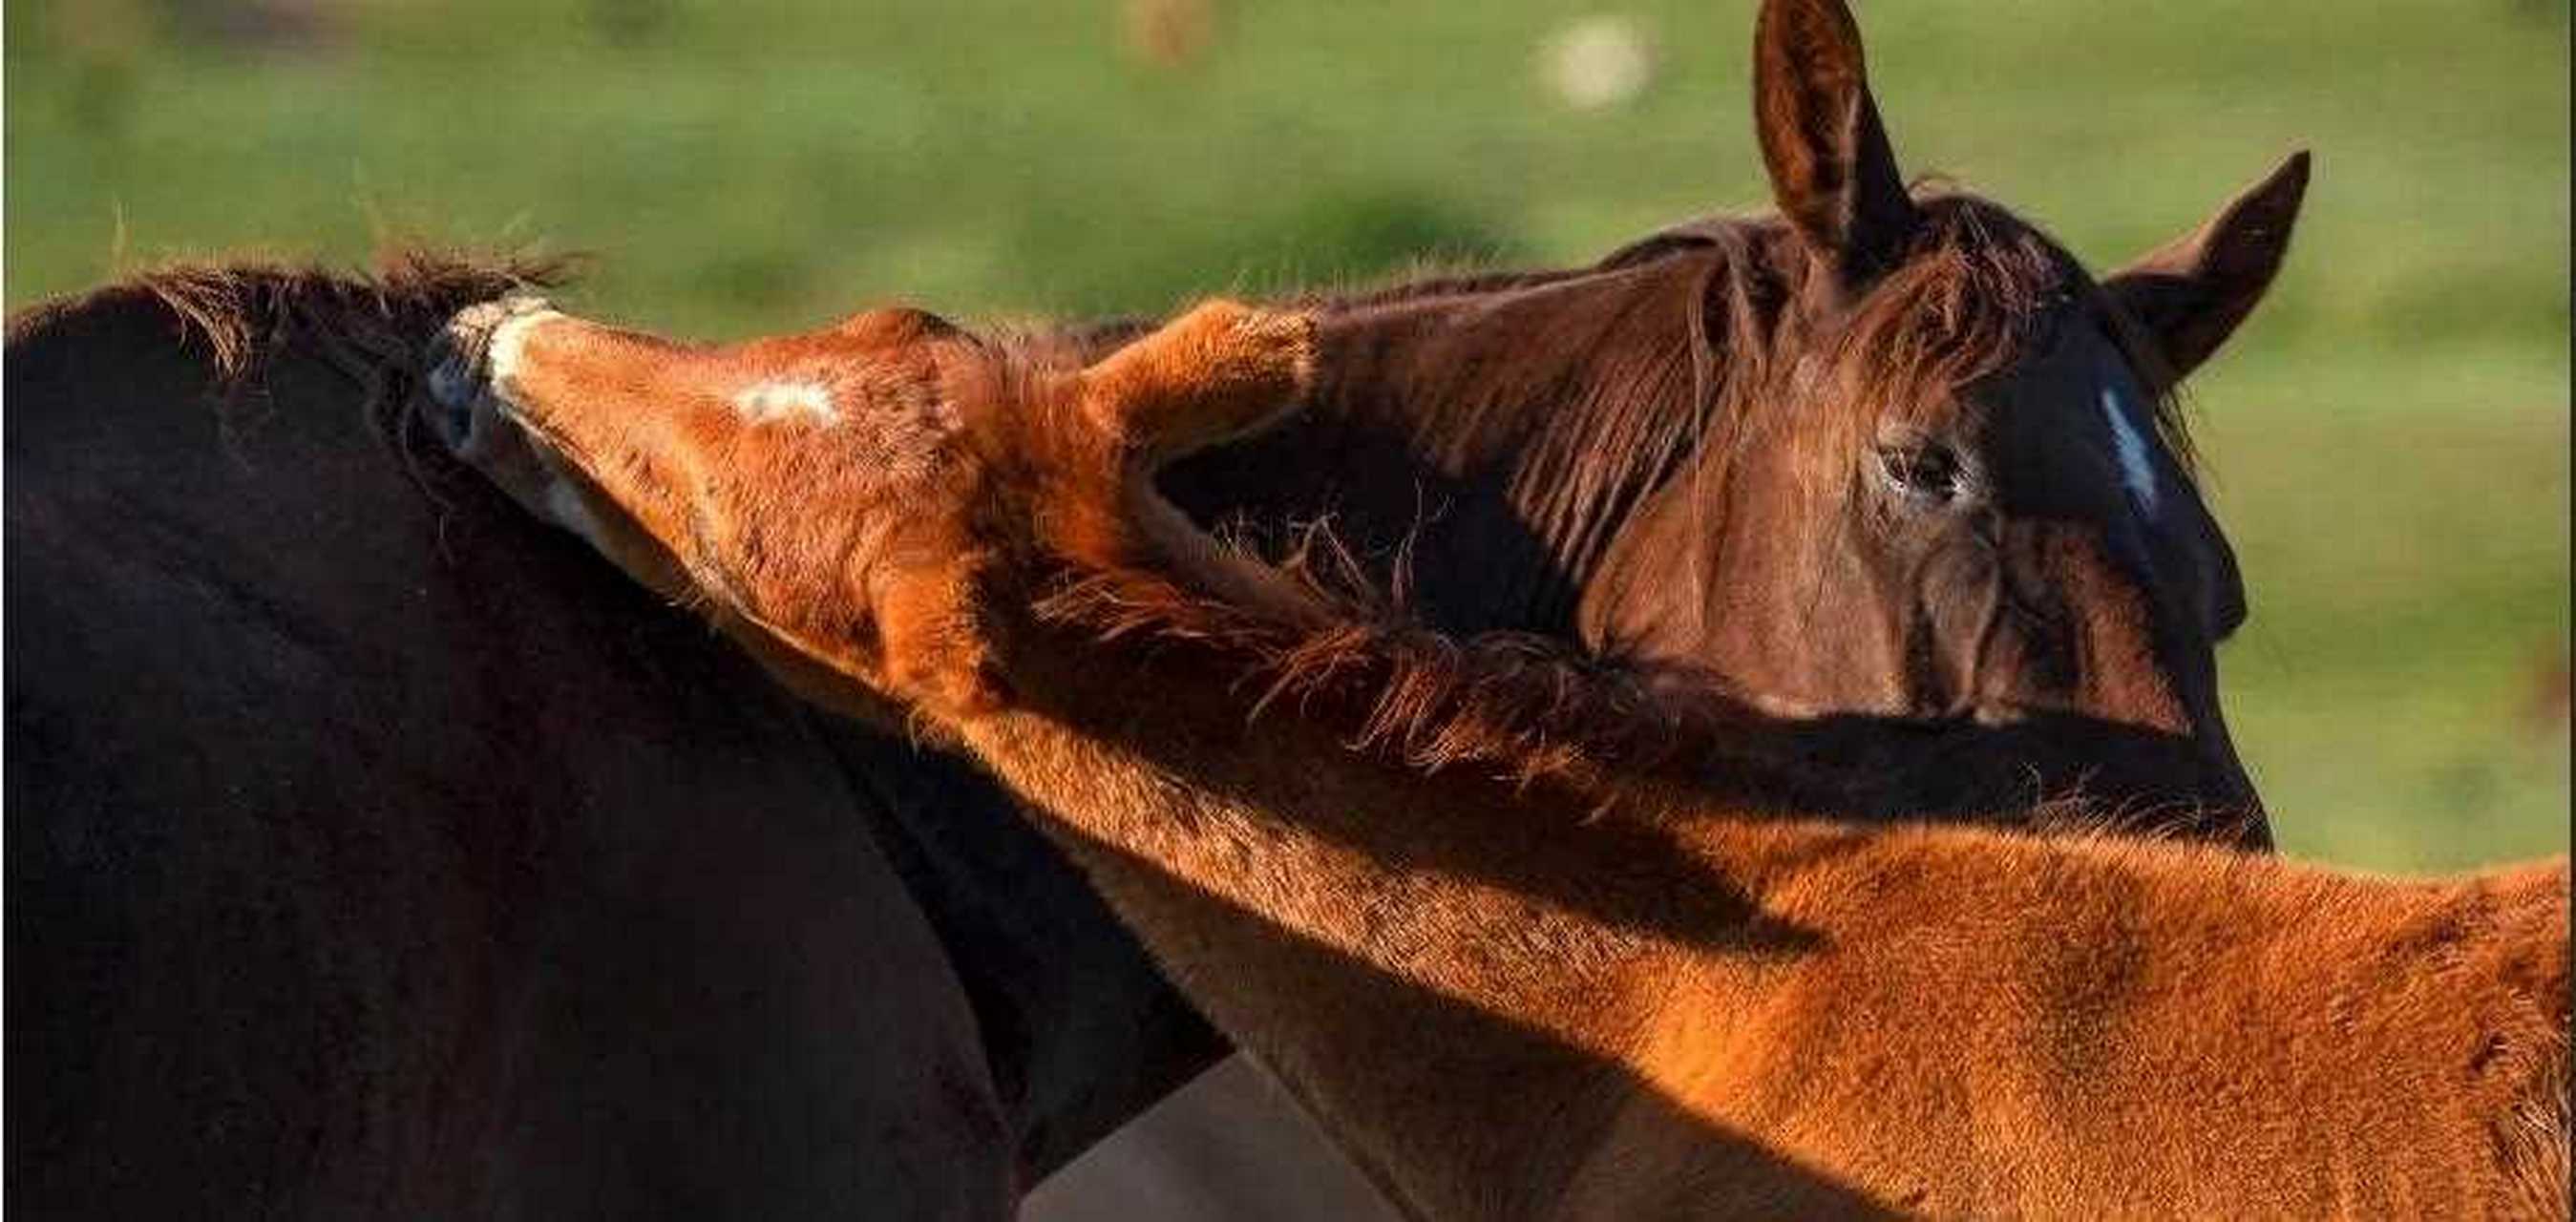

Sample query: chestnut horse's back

[2491,859,2571,1220]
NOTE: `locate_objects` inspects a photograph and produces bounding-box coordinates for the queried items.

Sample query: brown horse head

[457,0,2306,847]
[428,294,1322,726]
[1536,0,2304,834]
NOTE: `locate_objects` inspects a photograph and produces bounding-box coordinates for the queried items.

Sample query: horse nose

[425,296,554,454]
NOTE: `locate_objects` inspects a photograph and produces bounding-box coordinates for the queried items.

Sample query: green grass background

[8,0,2565,872]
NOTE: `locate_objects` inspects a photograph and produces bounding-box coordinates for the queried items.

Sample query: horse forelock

[1773,192,2200,515]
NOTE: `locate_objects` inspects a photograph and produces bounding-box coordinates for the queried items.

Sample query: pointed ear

[1752,0,1918,289]
[1078,300,1317,460]
[2102,152,2312,385]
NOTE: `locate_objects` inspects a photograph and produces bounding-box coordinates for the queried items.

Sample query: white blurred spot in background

[1538,14,1657,112]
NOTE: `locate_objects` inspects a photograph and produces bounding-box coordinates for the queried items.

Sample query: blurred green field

[7,0,2565,871]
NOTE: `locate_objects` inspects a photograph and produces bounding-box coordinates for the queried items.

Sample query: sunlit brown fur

[442,296,2569,1220]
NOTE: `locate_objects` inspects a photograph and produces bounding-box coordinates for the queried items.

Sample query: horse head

[1560,0,2304,839]
[445,0,2307,853]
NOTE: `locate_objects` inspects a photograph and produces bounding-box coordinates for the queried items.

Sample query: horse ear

[1751,0,1918,289]
[2102,152,2312,385]
[1079,300,1317,460]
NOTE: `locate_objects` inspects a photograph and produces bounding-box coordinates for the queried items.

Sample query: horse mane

[14,249,575,386]
[6,250,581,503]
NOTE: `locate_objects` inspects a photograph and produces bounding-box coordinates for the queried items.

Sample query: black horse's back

[4,265,1018,1218]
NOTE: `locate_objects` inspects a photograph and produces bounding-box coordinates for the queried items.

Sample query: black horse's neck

[797,707,1228,1181]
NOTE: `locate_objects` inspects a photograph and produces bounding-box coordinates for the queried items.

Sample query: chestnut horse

[11,0,2296,1212]
[432,289,2571,1219]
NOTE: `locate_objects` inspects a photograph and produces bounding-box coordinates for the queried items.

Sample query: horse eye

[1878,444,1962,503]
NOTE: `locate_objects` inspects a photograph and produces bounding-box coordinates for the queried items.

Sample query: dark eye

[1878,444,1963,503]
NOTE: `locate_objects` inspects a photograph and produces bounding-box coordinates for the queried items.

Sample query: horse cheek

[873,539,1012,718]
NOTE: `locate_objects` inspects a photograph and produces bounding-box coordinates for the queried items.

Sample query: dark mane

[15,251,575,382]
[8,251,581,510]
[10,250,576,428]
[1195,225,1783,620]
